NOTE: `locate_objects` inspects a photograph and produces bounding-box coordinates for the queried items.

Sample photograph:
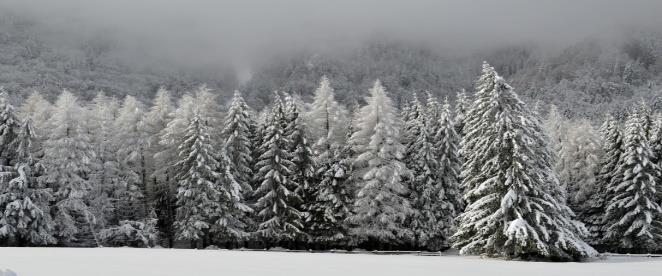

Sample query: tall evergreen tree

[143,88,175,246]
[602,111,662,253]
[0,119,56,245]
[113,96,147,222]
[452,63,596,261]
[403,95,450,250]
[348,80,412,247]
[253,93,304,245]
[0,91,20,167]
[582,115,622,246]
[305,78,352,246]
[41,90,97,246]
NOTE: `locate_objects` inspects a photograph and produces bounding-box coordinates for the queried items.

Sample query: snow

[1,248,661,276]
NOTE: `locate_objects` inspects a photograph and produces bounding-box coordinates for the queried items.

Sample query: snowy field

[1,248,661,276]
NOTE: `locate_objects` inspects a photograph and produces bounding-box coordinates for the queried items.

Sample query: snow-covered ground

[1,248,661,276]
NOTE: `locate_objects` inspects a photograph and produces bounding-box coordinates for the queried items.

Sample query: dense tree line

[1,62,662,261]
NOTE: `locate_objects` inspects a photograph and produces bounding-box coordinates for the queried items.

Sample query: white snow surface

[1,248,661,276]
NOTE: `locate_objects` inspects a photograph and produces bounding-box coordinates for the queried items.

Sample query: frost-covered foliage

[283,94,316,230]
[0,90,20,166]
[174,112,247,244]
[602,111,662,253]
[253,93,304,243]
[453,62,596,261]
[581,115,623,246]
[113,96,147,222]
[99,218,158,248]
[556,119,603,212]
[454,90,470,136]
[41,91,98,246]
[304,78,352,245]
[348,80,412,245]
[0,119,56,245]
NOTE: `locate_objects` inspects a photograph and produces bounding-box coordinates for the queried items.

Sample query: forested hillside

[3,13,662,120]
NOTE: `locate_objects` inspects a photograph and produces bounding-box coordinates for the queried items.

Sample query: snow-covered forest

[4,0,662,268]
[2,60,662,261]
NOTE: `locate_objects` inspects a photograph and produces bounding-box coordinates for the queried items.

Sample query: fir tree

[174,112,246,246]
[602,111,662,253]
[253,93,304,245]
[452,63,596,261]
[0,90,20,167]
[582,115,622,246]
[348,80,412,247]
[283,93,316,241]
[0,119,56,245]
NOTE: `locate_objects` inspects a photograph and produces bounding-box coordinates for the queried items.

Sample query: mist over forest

[1,0,662,119]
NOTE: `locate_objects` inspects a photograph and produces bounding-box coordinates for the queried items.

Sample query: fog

[3,0,662,71]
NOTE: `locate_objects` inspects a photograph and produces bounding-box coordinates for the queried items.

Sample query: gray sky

[3,0,662,69]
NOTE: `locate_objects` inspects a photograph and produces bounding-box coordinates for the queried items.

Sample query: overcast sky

[3,0,662,69]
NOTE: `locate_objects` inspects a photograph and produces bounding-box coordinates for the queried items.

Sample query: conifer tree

[253,93,304,245]
[403,95,448,249]
[113,96,147,222]
[174,112,246,246]
[143,88,175,246]
[602,111,662,253]
[348,80,412,246]
[304,78,352,245]
[581,115,622,246]
[283,93,316,239]
[0,91,20,167]
[0,119,56,245]
[452,63,596,261]
[42,90,97,246]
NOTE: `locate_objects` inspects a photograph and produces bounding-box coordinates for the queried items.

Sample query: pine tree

[582,115,622,246]
[41,90,97,246]
[0,119,56,245]
[602,111,662,253]
[452,63,596,261]
[253,93,304,245]
[348,80,412,247]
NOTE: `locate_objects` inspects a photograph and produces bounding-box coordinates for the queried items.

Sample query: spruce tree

[430,98,464,249]
[253,93,304,245]
[0,119,56,245]
[452,63,596,261]
[348,80,412,247]
[0,91,20,167]
[602,111,662,253]
[582,115,622,246]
